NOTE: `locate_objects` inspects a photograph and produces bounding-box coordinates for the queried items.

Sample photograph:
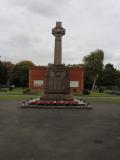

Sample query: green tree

[114,69,120,87]
[12,60,35,87]
[0,61,7,85]
[102,63,120,88]
[83,49,104,89]
[2,61,14,86]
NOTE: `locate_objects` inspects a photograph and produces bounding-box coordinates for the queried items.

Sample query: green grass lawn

[0,95,38,100]
[77,96,120,104]
[72,90,110,97]
[75,91,120,103]
[0,89,120,104]
[89,90,110,97]
[0,88,40,100]
[0,88,23,95]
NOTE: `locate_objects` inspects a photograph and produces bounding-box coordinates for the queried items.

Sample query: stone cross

[52,22,65,65]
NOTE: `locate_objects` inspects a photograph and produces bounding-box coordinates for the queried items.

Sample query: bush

[9,86,13,91]
[99,88,104,93]
[83,89,90,95]
[23,88,30,94]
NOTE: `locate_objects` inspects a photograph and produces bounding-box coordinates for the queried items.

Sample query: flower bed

[29,100,78,106]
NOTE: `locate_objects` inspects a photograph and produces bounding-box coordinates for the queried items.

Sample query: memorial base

[40,94,73,101]
[21,98,91,109]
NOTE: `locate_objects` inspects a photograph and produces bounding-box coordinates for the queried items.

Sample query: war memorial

[22,22,90,108]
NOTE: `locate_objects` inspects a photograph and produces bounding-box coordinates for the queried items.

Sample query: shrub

[99,88,104,93]
[23,88,30,94]
[9,86,13,91]
[83,89,90,95]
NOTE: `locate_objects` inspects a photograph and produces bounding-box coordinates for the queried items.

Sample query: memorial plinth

[40,64,72,101]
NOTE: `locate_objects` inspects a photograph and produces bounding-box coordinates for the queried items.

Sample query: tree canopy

[12,60,35,87]
[101,63,120,88]
[83,49,120,89]
[83,49,104,89]
[0,60,8,85]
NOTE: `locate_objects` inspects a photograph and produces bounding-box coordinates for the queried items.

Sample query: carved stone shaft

[54,36,62,65]
[52,22,65,65]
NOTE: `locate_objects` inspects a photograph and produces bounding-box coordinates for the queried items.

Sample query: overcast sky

[0,0,120,69]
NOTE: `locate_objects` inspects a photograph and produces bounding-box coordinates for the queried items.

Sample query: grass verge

[0,89,120,103]
[0,95,38,100]
[0,94,120,104]
[75,96,120,104]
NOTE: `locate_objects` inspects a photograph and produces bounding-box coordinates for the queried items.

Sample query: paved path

[0,100,120,160]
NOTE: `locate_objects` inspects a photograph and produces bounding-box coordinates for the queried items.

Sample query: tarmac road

[0,100,120,160]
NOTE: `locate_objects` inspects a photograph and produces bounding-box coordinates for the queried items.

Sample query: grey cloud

[10,34,42,49]
[11,0,71,17]
[10,34,33,48]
